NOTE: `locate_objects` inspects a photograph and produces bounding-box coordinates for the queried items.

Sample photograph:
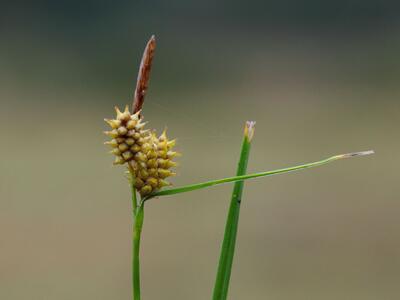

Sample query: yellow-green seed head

[104,106,179,197]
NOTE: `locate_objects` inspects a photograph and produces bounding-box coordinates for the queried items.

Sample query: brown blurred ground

[0,2,399,299]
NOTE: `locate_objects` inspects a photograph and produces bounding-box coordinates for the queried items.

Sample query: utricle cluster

[104,106,178,196]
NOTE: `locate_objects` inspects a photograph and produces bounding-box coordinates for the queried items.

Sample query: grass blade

[144,150,374,200]
[212,121,255,300]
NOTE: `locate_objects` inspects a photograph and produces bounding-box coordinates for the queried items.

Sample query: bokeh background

[1,1,399,299]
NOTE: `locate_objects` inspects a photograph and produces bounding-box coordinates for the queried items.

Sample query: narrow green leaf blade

[144,150,374,200]
[212,121,255,300]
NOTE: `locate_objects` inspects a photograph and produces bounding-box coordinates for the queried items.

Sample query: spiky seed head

[104,106,179,197]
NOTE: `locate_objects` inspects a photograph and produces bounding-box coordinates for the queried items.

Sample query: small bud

[146,177,158,188]
[116,137,125,144]
[140,185,153,196]
[136,137,145,145]
[118,143,129,152]
[117,126,127,135]
[131,144,141,153]
[125,138,135,146]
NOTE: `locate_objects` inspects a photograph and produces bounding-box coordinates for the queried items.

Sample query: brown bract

[132,35,156,114]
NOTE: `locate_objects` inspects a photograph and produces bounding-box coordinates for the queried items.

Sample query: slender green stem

[132,182,138,213]
[132,186,144,300]
[144,150,374,200]
[213,121,254,300]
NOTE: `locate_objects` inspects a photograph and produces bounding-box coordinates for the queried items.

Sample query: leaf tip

[244,121,256,141]
[338,150,375,159]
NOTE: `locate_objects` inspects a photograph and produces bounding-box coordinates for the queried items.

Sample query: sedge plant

[103,36,374,300]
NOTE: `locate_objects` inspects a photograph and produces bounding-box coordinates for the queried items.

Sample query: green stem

[213,121,254,300]
[144,150,374,200]
[132,187,144,300]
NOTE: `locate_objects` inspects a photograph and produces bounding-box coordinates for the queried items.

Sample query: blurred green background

[1,1,399,299]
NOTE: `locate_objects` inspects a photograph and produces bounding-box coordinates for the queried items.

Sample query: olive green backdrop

[1,1,399,299]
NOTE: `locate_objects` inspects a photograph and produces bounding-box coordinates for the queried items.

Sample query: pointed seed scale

[147,149,157,159]
[148,168,158,176]
[135,122,146,130]
[126,120,137,130]
[104,130,118,138]
[104,118,121,129]
[159,130,167,141]
[166,160,177,168]
[157,141,167,150]
[110,148,121,155]
[167,151,180,158]
[128,160,138,170]
[158,179,170,188]
[157,158,167,168]
[117,126,128,135]
[114,106,123,119]
[113,156,125,165]
[141,143,152,153]
[105,139,118,147]
[158,150,168,158]
[147,158,158,168]
[140,169,149,179]
[135,178,144,189]
[122,151,133,160]
[157,169,172,178]
[146,177,158,188]
[131,110,141,120]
